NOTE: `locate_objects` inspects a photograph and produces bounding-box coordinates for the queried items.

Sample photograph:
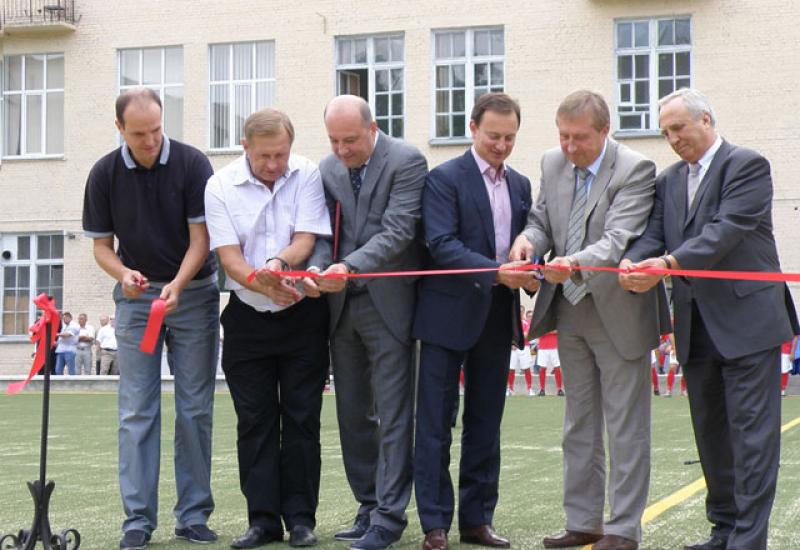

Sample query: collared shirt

[55,321,79,353]
[350,131,380,182]
[205,153,331,312]
[471,146,512,263]
[96,324,117,350]
[77,324,95,349]
[82,135,217,282]
[573,138,609,196]
[693,135,723,182]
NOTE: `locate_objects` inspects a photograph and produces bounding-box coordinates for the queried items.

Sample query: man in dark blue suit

[620,88,798,550]
[412,93,539,550]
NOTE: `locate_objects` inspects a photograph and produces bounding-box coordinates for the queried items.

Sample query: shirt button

[474,282,481,289]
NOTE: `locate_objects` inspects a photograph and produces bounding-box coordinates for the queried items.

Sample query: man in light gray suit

[304,95,427,550]
[510,90,666,550]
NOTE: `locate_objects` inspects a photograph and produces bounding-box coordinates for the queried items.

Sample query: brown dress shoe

[542,530,603,548]
[592,534,638,550]
[459,525,510,548]
[423,529,448,550]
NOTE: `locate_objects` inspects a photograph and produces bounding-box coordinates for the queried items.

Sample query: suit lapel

[672,164,688,231]
[355,131,389,235]
[555,160,576,253]
[685,140,729,230]
[463,151,497,258]
[585,141,616,221]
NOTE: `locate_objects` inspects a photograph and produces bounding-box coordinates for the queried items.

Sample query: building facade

[1,0,798,372]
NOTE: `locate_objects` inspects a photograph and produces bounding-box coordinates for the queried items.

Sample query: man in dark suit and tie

[620,88,798,550]
[304,95,427,550]
[510,90,664,550]
[412,92,538,550]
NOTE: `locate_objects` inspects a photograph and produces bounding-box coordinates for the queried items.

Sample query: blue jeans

[54,351,76,375]
[113,277,219,534]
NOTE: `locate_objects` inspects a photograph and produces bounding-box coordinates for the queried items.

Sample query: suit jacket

[625,139,798,364]
[412,150,532,351]
[308,131,427,343]
[524,139,667,360]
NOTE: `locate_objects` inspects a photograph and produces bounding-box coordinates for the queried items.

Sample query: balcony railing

[1,0,79,32]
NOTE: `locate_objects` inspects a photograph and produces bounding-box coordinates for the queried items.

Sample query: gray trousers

[556,295,651,542]
[76,347,93,375]
[330,292,415,535]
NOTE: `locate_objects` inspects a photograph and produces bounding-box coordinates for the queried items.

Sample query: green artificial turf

[1,392,799,549]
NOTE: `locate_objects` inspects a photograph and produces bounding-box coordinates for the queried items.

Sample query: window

[615,17,691,132]
[209,41,275,150]
[2,53,64,157]
[432,28,504,140]
[118,47,184,140]
[1,234,64,336]
[336,34,405,138]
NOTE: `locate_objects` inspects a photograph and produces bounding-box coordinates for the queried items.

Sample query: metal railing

[1,0,79,29]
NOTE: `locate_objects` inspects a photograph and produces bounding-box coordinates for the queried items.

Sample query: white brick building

[1,0,797,372]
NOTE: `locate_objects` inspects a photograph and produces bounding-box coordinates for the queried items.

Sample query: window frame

[334,33,406,139]
[0,232,65,340]
[117,46,185,142]
[207,40,276,152]
[430,26,505,144]
[1,52,65,159]
[613,16,692,136]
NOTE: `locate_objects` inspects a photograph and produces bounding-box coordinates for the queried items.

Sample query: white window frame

[614,17,692,135]
[0,233,64,339]
[117,46,184,142]
[335,33,405,138]
[430,27,504,143]
[2,53,64,159]
[208,41,276,152]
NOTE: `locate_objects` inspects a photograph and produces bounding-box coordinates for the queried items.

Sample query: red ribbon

[247,263,800,283]
[139,298,166,354]
[6,293,60,396]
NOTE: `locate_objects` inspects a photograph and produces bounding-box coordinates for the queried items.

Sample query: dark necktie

[349,166,364,203]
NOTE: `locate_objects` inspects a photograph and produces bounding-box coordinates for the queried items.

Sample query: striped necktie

[562,167,590,305]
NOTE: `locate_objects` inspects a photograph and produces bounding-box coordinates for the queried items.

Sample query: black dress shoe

[335,514,370,541]
[231,526,282,549]
[351,525,400,550]
[684,535,727,550]
[459,525,510,548]
[289,525,317,547]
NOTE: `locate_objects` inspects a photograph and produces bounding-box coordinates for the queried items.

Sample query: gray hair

[659,88,716,127]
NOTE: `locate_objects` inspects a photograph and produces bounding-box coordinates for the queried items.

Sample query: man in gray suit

[510,90,664,550]
[304,95,427,550]
[620,88,798,550]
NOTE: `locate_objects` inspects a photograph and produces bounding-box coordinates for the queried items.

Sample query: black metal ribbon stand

[1,322,80,550]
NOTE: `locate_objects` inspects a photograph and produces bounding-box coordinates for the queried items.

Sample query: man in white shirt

[95,314,118,375]
[205,108,331,550]
[75,313,96,375]
[55,311,80,375]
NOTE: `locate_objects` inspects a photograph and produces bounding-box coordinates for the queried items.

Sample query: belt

[101,348,117,352]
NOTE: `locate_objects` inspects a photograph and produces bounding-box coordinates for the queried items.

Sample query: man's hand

[121,269,149,299]
[618,257,666,293]
[159,281,185,314]
[302,267,323,298]
[496,260,539,290]
[509,234,534,262]
[265,278,302,307]
[543,257,574,284]
[254,258,285,288]
[317,263,349,293]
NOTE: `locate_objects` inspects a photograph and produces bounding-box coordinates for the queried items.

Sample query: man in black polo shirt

[82,88,220,550]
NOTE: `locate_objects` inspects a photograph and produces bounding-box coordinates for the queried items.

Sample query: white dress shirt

[205,153,331,312]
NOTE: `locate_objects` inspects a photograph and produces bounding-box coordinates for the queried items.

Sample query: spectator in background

[507,307,534,396]
[781,338,795,397]
[536,331,563,397]
[661,334,685,397]
[96,315,118,375]
[75,313,96,375]
[54,312,79,375]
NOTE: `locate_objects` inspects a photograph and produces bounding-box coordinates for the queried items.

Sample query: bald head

[324,95,378,168]
[324,94,373,128]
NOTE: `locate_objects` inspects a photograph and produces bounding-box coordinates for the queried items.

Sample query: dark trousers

[414,286,512,533]
[683,302,781,550]
[221,293,329,535]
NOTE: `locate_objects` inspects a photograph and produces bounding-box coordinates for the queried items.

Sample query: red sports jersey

[539,331,558,350]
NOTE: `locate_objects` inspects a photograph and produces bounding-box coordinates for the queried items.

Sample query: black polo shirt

[82,136,217,282]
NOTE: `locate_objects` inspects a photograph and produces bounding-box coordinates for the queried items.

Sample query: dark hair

[556,90,610,131]
[115,88,162,126]
[470,92,521,127]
